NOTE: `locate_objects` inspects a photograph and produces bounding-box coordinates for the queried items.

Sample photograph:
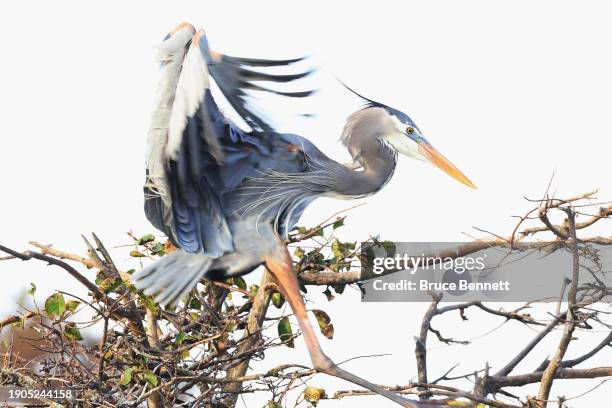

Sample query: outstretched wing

[161,29,314,256]
[204,42,314,132]
[144,23,194,245]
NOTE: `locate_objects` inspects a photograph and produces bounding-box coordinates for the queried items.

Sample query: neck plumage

[334,139,397,198]
[329,107,398,197]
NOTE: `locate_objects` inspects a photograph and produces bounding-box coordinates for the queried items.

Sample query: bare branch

[537,208,580,406]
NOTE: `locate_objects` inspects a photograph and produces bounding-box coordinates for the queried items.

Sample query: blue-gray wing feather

[146,34,318,256]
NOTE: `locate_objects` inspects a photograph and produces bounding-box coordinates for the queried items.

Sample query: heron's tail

[132,250,212,306]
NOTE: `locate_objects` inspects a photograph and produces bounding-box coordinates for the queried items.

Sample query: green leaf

[139,295,159,313]
[271,291,285,309]
[138,234,155,245]
[331,240,342,258]
[293,247,305,258]
[100,278,122,294]
[118,367,134,386]
[332,284,346,295]
[277,317,294,348]
[323,287,335,302]
[331,239,350,259]
[249,284,259,297]
[26,283,36,296]
[45,292,65,319]
[95,274,104,285]
[233,276,247,290]
[11,318,24,329]
[130,250,146,258]
[382,240,396,258]
[268,401,283,408]
[312,252,325,271]
[314,227,325,237]
[303,386,326,404]
[64,323,83,341]
[332,219,344,230]
[312,309,334,339]
[175,332,186,345]
[448,401,471,407]
[150,242,164,255]
[188,297,202,310]
[126,269,136,275]
[362,245,375,267]
[66,300,80,314]
[143,370,158,387]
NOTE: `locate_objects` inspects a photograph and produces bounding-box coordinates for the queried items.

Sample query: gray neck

[335,139,397,197]
[334,108,398,197]
[332,138,397,198]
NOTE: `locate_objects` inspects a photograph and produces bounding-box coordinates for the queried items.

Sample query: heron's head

[380,106,476,189]
[341,83,476,189]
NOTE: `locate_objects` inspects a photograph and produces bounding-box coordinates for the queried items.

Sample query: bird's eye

[406,127,415,135]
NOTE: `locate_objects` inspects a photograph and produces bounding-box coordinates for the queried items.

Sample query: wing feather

[160,29,315,256]
[197,31,315,132]
[144,25,195,241]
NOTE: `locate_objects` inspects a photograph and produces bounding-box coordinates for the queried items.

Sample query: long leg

[265,239,423,408]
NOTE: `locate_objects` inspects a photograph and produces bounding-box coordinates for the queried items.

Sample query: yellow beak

[418,142,476,189]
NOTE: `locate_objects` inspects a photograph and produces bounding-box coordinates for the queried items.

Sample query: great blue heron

[134,22,475,407]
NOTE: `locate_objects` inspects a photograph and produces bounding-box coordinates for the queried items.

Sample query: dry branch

[0,190,609,407]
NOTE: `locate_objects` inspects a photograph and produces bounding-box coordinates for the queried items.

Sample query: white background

[1,1,611,407]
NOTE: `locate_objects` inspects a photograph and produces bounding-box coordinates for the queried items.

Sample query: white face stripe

[390,115,406,133]
[383,115,427,161]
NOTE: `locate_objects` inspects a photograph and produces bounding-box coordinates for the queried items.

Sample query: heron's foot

[310,353,422,408]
